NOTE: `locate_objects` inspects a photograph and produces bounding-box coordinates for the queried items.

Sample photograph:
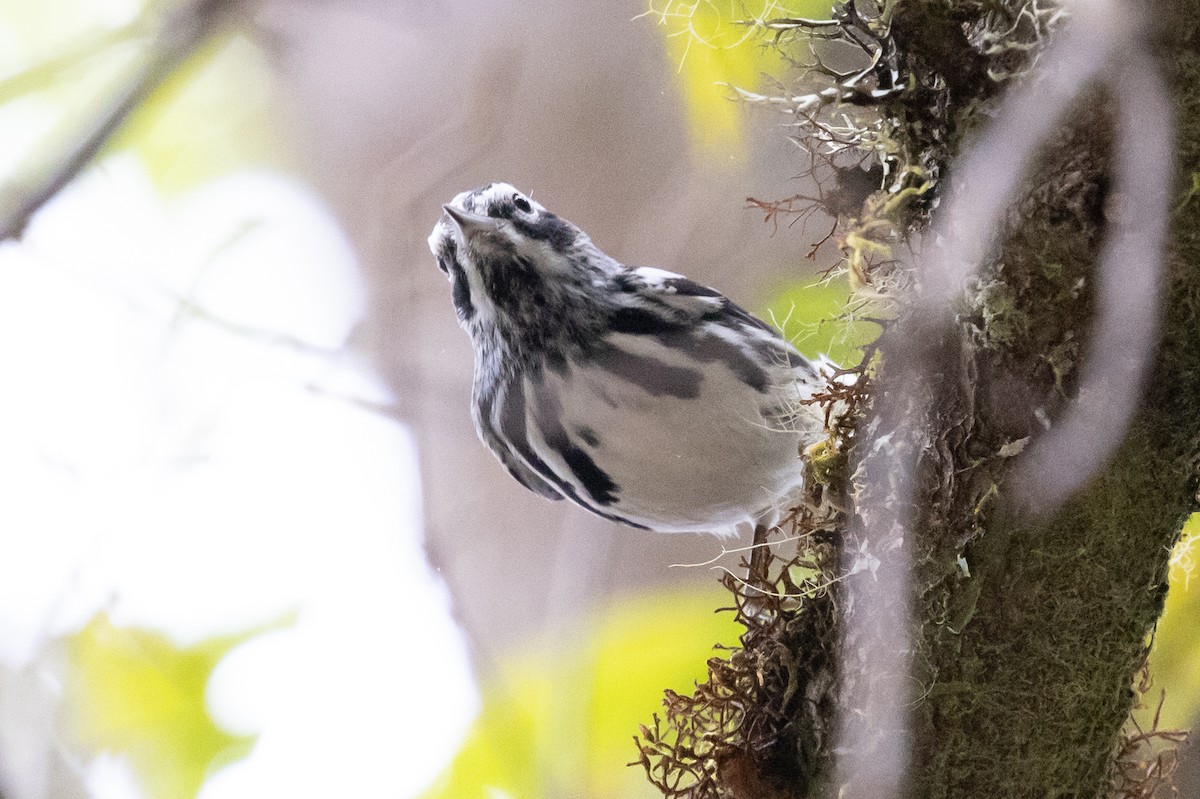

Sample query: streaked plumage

[428,182,826,537]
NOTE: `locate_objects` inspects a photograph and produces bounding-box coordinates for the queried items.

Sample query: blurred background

[0,1,1194,797]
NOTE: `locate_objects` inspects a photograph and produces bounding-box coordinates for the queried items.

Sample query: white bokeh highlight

[0,157,476,798]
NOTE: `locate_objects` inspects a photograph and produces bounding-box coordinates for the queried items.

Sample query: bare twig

[0,23,143,106]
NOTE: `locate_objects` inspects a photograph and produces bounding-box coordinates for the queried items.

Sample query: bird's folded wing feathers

[618,266,820,384]
[622,266,776,334]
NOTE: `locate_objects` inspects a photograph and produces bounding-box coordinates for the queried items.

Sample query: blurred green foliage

[0,0,279,198]
[65,613,260,799]
[421,586,742,799]
[1140,513,1200,730]
[116,32,281,192]
[760,276,880,367]
[2,3,284,796]
[642,0,829,155]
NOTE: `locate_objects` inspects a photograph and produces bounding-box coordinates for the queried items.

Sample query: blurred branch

[167,293,342,358]
[0,0,246,242]
[0,23,142,106]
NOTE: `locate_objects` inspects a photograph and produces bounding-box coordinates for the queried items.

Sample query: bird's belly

[526,342,819,535]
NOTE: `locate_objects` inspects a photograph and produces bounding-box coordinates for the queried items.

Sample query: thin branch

[0,0,245,242]
[0,23,143,106]
[733,16,846,31]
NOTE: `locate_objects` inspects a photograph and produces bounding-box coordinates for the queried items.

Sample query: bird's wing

[615,266,818,379]
[618,266,777,333]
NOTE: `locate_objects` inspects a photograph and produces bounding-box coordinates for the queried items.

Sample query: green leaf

[1142,513,1200,729]
[114,32,282,192]
[760,276,881,367]
[644,0,831,156]
[65,612,272,799]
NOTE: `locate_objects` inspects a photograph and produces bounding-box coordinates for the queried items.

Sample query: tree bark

[884,2,1198,792]
[639,1,1200,796]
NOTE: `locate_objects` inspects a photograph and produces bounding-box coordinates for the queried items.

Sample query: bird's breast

[508,330,822,535]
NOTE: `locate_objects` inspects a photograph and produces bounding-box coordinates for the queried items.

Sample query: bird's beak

[442,205,498,237]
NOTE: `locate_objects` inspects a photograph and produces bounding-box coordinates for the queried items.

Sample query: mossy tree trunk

[887,1,1199,792]
[638,1,1200,796]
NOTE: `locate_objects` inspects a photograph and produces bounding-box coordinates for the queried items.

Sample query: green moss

[806,437,849,492]
[915,423,1188,798]
[970,279,1029,349]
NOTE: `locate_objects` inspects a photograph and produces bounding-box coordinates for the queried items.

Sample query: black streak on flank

[598,347,703,399]
[564,447,617,506]
[577,426,600,447]
[496,380,577,501]
[449,260,475,322]
[475,386,561,501]
[532,386,620,506]
[492,382,648,529]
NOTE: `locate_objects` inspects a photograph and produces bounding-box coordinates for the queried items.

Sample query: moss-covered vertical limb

[877,1,1200,796]
[914,425,1191,797]
[638,0,1199,796]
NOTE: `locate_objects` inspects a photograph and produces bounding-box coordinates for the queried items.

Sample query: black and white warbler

[428,182,827,538]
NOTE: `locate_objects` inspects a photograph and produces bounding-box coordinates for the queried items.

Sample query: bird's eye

[513,195,533,213]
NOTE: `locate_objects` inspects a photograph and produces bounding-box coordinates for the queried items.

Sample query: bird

[428,182,827,538]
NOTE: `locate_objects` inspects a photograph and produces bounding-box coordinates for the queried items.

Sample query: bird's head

[428,183,618,335]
